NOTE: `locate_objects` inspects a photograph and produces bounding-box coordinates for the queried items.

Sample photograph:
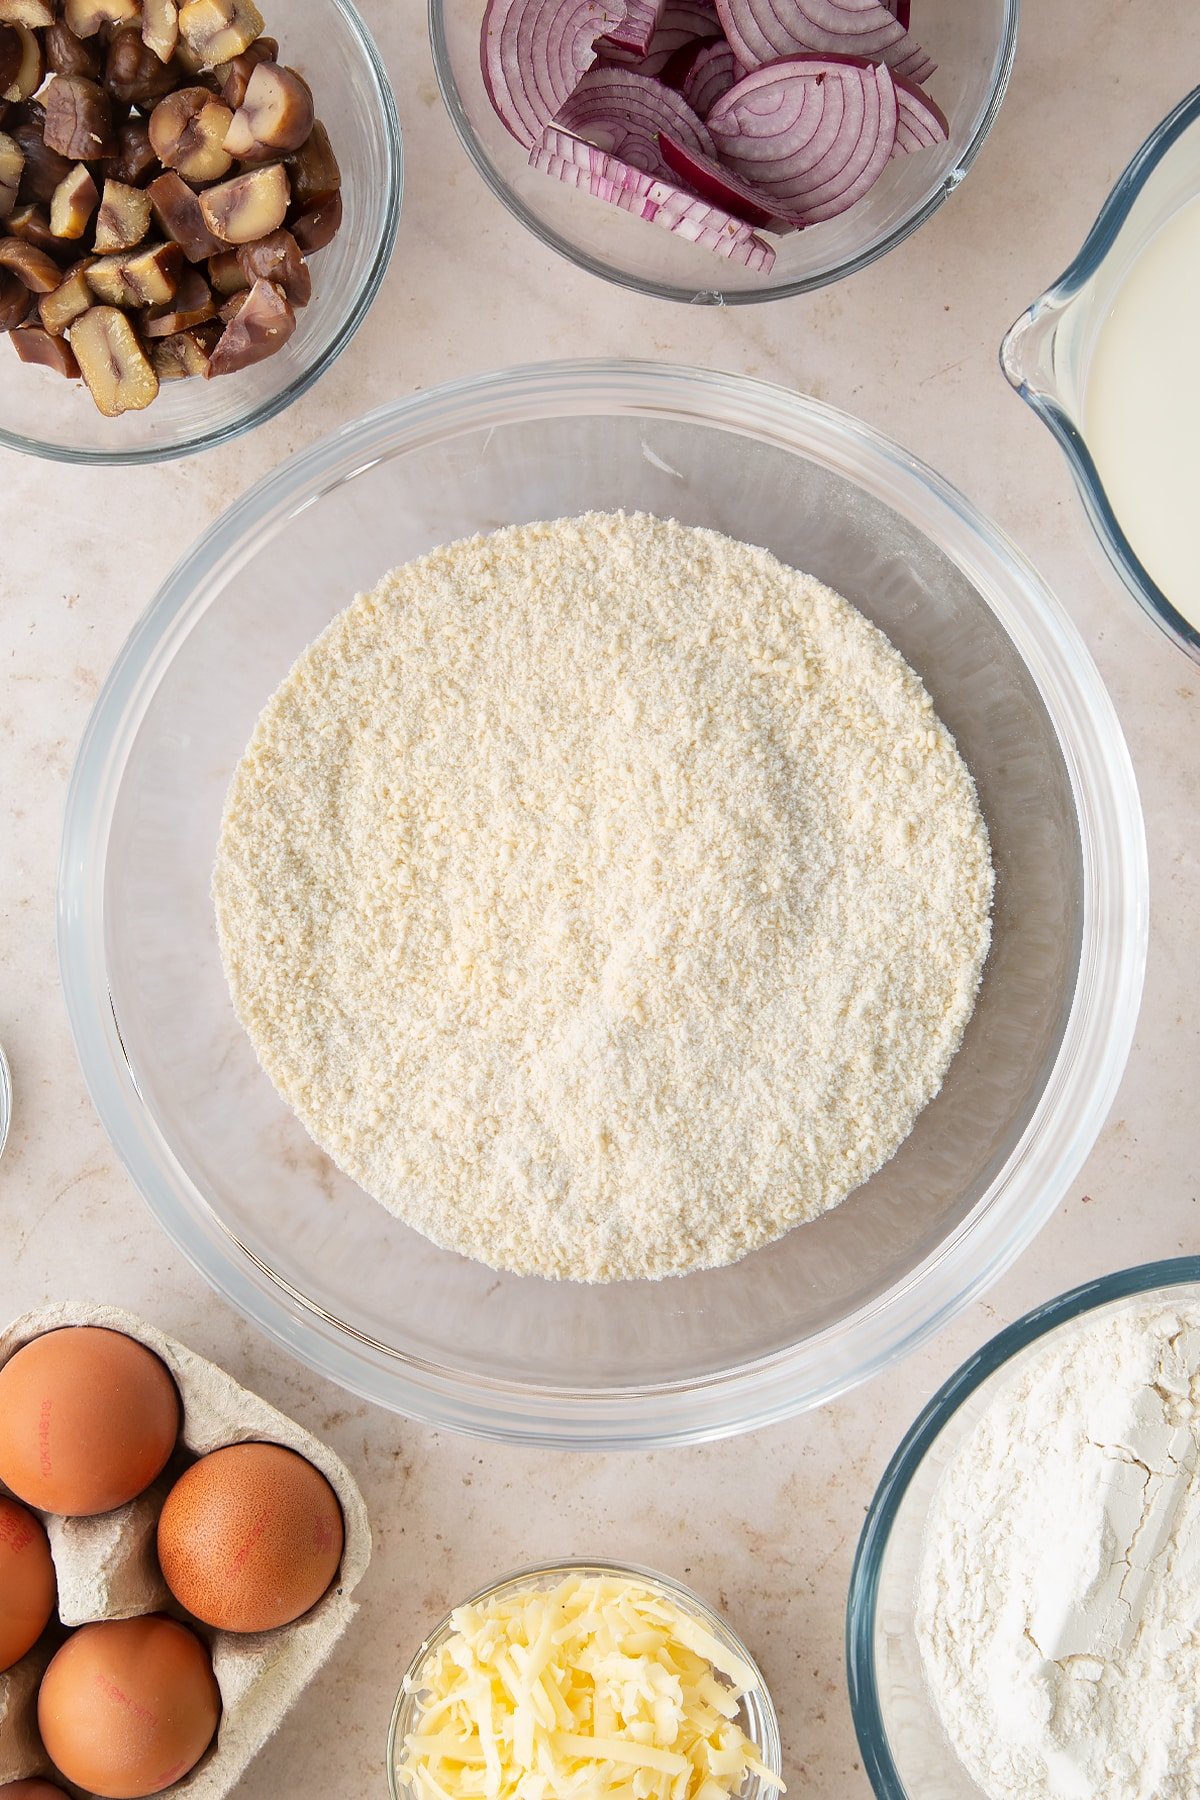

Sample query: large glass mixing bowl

[58,361,1146,1447]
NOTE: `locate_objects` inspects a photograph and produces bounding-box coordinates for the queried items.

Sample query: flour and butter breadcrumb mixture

[214,512,993,1282]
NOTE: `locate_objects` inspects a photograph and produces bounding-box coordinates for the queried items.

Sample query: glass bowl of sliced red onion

[430,0,1018,301]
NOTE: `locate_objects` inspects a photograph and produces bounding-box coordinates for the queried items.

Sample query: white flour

[916,1297,1200,1800]
[214,512,992,1282]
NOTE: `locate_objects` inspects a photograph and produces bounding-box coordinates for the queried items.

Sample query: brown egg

[0,1496,56,1672]
[157,1441,344,1633]
[0,1328,179,1516]
[0,1783,71,1798]
[38,1616,220,1800]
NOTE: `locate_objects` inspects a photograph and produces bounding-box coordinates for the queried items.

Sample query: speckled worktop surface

[2,3,1197,1794]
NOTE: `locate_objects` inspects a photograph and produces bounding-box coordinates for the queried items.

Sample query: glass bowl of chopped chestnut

[0,0,401,460]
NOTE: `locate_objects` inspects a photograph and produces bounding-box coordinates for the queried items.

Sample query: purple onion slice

[711,0,935,86]
[482,0,626,147]
[890,69,947,155]
[707,55,898,220]
[681,39,747,116]
[594,0,666,59]
[553,64,716,174]
[657,39,707,89]
[597,0,721,73]
[531,125,777,266]
[881,0,909,26]
[657,128,802,229]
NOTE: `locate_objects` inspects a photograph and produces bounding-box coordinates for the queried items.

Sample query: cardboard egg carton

[0,1301,372,1799]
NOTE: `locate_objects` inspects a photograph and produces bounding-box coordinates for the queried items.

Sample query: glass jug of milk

[1002,86,1200,664]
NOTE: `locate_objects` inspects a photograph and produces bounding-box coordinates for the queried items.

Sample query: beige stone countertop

[1,2,1197,1795]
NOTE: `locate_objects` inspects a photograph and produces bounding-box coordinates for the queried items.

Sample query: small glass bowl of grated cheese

[388,1561,784,1800]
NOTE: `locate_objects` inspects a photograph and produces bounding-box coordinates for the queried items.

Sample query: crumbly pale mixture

[214,512,992,1282]
[916,1300,1200,1800]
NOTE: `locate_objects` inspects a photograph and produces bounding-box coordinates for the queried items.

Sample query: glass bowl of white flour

[847,1257,1200,1799]
[58,360,1147,1446]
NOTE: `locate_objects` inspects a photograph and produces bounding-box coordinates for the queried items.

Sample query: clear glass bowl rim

[1001,83,1200,661]
[844,1254,1200,1799]
[386,1555,783,1800]
[0,0,403,467]
[426,0,1020,304]
[56,357,1148,1449]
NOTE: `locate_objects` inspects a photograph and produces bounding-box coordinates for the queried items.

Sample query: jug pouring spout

[997,83,1200,662]
[1000,291,1076,413]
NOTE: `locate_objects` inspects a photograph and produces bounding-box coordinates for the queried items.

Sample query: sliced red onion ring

[707,56,898,220]
[531,126,777,266]
[482,0,626,147]
[657,39,707,89]
[890,69,947,154]
[553,64,716,174]
[681,39,747,116]
[711,0,935,86]
[594,0,665,59]
[658,128,801,229]
[597,0,721,73]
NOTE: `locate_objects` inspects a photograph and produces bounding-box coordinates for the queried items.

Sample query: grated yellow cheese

[400,1573,784,1800]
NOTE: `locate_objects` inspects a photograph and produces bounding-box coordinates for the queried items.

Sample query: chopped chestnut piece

[0,264,31,324]
[206,271,291,375]
[70,301,157,412]
[205,245,244,293]
[63,0,140,37]
[170,33,205,76]
[49,161,98,238]
[142,0,179,64]
[285,119,339,210]
[88,238,181,304]
[139,261,213,333]
[0,232,62,289]
[149,318,217,377]
[122,241,183,303]
[198,159,287,243]
[0,127,20,217]
[7,202,70,259]
[216,34,275,107]
[107,118,159,186]
[178,0,263,69]
[148,85,232,182]
[0,0,52,30]
[82,246,126,301]
[105,27,179,105]
[223,60,313,159]
[236,224,308,304]
[3,23,43,101]
[12,322,79,374]
[44,19,101,79]
[291,189,340,255]
[147,167,220,260]
[0,25,20,91]
[12,120,71,205]
[38,256,93,331]
[94,175,151,251]
[216,282,243,322]
[43,76,115,160]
